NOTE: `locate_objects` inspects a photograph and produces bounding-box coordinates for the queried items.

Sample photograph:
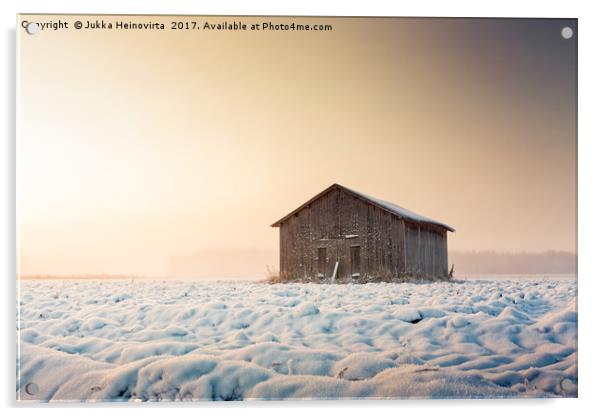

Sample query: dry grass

[263,267,451,285]
[265,266,293,284]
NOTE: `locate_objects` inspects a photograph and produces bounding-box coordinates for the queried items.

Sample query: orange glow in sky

[17,16,577,278]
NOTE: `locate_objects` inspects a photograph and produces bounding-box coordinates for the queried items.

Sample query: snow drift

[16,278,577,401]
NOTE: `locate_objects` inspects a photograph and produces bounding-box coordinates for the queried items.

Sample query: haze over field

[20,249,577,281]
[18,16,576,278]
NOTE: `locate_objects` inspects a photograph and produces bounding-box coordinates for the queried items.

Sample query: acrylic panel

[16,15,577,402]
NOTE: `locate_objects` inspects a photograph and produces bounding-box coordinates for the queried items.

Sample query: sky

[17,16,577,278]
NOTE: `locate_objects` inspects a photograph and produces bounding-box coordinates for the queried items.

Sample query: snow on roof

[271,184,454,232]
[339,185,455,232]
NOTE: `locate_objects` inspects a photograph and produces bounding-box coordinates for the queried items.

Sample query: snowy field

[17,278,577,401]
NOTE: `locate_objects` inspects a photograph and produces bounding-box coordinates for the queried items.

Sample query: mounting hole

[560,378,577,393]
[561,26,574,40]
[25,382,39,395]
[25,22,39,35]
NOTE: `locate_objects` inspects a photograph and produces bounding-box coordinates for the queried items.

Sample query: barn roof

[270,183,455,232]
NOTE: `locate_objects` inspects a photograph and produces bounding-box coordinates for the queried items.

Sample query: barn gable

[271,183,454,232]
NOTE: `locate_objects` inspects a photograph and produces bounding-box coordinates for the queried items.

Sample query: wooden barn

[271,184,454,281]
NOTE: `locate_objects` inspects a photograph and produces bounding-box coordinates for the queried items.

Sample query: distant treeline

[449,250,577,275]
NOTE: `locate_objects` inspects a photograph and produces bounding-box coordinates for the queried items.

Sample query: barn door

[350,245,361,277]
[317,247,327,276]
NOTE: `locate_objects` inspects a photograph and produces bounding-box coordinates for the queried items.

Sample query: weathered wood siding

[279,187,449,280]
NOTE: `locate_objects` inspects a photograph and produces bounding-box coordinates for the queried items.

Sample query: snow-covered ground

[17,278,577,401]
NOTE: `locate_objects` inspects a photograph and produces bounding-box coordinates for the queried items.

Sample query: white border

[3,1,601,415]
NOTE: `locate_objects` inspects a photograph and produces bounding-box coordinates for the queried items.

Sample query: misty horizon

[19,249,577,280]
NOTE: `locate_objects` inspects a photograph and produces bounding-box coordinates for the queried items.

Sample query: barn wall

[278,187,449,280]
